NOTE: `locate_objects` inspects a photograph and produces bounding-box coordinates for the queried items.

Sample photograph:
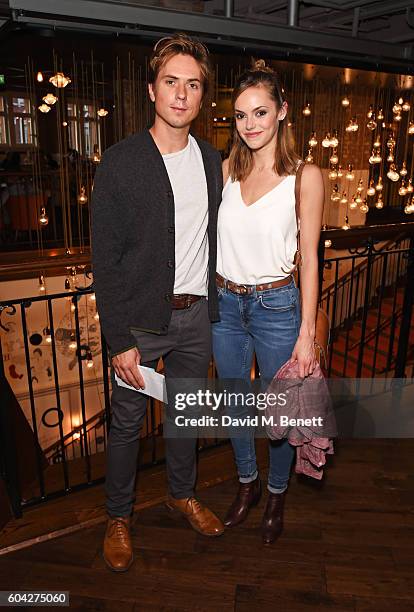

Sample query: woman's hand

[290,333,317,378]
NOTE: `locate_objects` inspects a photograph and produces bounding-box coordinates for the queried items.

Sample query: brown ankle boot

[103,516,134,572]
[261,491,286,544]
[224,476,261,528]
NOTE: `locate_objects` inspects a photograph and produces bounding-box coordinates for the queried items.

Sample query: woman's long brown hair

[228,61,300,182]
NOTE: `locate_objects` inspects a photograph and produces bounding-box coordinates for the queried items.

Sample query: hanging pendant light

[377,107,384,120]
[302,102,311,116]
[329,168,338,180]
[49,72,71,88]
[373,136,381,148]
[375,193,384,209]
[406,179,413,193]
[65,277,71,291]
[329,131,339,148]
[322,133,331,148]
[342,215,350,230]
[43,326,52,344]
[392,100,402,114]
[357,179,364,194]
[367,179,376,196]
[402,100,410,112]
[39,207,48,225]
[409,122,414,135]
[325,239,332,248]
[337,165,343,178]
[69,333,77,350]
[92,145,101,164]
[97,108,109,117]
[394,113,402,122]
[360,201,369,213]
[387,164,400,182]
[38,103,51,113]
[345,164,355,181]
[331,185,340,201]
[341,96,350,107]
[387,149,394,162]
[355,194,363,205]
[386,132,396,148]
[86,350,94,368]
[349,197,358,210]
[38,274,46,293]
[400,161,408,177]
[77,186,88,204]
[43,93,57,105]
[329,149,339,165]
[399,181,407,196]
[36,71,44,82]
[367,118,377,131]
[369,149,381,164]
[367,105,374,119]
[308,132,318,147]
[305,149,314,163]
[340,192,348,205]
[375,176,383,191]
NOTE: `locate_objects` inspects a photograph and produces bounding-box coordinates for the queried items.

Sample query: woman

[212,61,324,544]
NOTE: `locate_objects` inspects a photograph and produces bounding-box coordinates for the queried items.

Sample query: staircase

[329,285,414,377]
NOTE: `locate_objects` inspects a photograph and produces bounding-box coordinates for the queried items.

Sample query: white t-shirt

[217,174,297,284]
[162,134,209,295]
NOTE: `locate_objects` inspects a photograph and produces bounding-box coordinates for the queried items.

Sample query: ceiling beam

[8,0,414,70]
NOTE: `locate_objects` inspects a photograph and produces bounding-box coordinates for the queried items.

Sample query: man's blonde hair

[149,33,211,99]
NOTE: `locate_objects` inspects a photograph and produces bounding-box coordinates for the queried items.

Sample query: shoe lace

[110,518,129,545]
[187,497,203,513]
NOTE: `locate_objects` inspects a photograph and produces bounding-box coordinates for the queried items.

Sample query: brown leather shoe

[261,491,286,545]
[103,516,134,572]
[166,496,224,537]
[224,476,261,528]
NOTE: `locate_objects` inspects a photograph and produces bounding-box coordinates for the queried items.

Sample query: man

[91,33,224,573]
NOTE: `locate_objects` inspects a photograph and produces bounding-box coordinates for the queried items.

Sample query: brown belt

[216,273,292,295]
[171,294,202,309]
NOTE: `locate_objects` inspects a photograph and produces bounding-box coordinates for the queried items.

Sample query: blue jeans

[212,278,301,494]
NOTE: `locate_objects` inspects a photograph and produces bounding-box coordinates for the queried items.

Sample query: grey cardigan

[90,128,223,357]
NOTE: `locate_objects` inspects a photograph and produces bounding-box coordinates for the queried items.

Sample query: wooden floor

[1,439,414,611]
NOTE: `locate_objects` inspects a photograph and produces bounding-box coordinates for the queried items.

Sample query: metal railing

[1,222,413,518]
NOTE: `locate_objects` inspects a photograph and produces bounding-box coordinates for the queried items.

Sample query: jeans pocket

[257,287,297,312]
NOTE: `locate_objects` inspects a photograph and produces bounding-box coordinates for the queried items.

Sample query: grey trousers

[105,298,211,518]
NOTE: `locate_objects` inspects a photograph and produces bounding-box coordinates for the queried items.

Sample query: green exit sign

[0,75,4,85]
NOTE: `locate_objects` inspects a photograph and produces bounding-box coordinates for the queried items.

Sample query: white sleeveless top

[217,174,298,284]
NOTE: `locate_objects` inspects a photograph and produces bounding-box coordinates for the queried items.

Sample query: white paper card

[115,365,168,403]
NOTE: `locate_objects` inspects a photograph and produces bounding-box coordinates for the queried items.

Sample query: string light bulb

[69,333,77,350]
[345,164,355,181]
[369,149,382,164]
[342,216,351,230]
[375,176,383,191]
[329,168,338,180]
[92,145,101,164]
[77,186,88,204]
[375,193,384,209]
[406,179,413,193]
[367,105,374,119]
[305,149,314,163]
[373,136,381,148]
[340,192,348,205]
[394,113,402,122]
[43,327,52,344]
[392,100,402,114]
[331,185,341,201]
[325,239,332,248]
[349,197,358,210]
[400,161,408,177]
[360,201,369,213]
[36,71,43,82]
[367,118,377,131]
[38,274,46,293]
[329,131,339,148]
[337,165,343,178]
[387,149,394,163]
[39,207,49,225]
[386,133,396,148]
[399,181,407,196]
[308,132,318,147]
[409,122,414,135]
[302,102,311,116]
[404,197,414,214]
[330,149,339,165]
[357,179,364,194]
[43,93,57,105]
[86,351,94,368]
[367,180,376,196]
[387,164,400,182]
[377,107,384,120]
[38,103,51,113]
[341,96,350,107]
[402,100,410,112]
[322,133,331,148]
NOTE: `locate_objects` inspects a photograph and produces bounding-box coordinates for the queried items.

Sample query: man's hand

[112,347,145,389]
